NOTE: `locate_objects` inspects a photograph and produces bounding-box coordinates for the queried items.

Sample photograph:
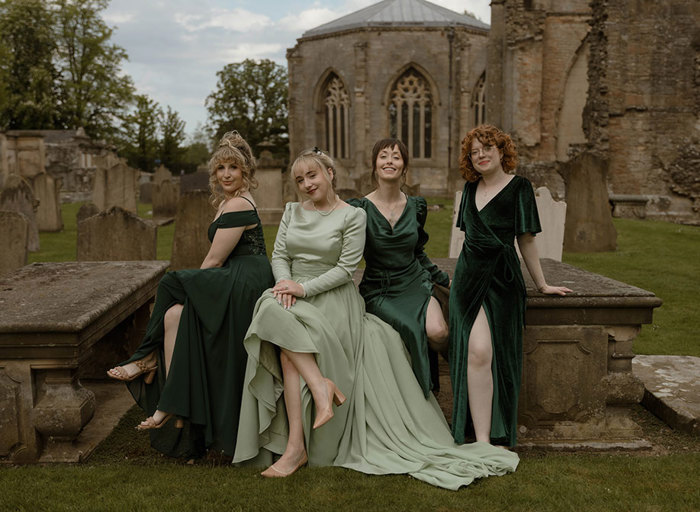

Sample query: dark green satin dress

[348,196,450,397]
[449,176,541,447]
[122,208,274,458]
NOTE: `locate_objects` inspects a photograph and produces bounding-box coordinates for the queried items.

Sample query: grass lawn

[9,199,699,511]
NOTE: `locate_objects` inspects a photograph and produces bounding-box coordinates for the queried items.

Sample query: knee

[164,304,183,327]
[428,322,449,344]
[468,343,491,368]
[279,350,292,371]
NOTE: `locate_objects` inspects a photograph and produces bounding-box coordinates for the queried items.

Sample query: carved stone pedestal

[0,261,169,463]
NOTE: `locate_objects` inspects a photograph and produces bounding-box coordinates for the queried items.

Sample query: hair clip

[312,146,322,155]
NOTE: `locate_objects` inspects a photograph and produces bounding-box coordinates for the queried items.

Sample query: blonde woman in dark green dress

[107,132,274,458]
[450,125,571,447]
[234,148,519,490]
[348,138,449,397]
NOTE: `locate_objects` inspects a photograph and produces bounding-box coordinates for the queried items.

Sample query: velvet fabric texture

[449,176,541,447]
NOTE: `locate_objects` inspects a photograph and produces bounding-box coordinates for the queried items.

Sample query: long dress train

[233,202,518,490]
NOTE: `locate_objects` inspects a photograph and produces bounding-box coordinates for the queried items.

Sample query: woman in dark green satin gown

[348,138,449,397]
[450,125,571,447]
[107,132,274,458]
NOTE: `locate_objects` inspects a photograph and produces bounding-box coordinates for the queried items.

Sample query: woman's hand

[538,284,572,296]
[273,280,305,309]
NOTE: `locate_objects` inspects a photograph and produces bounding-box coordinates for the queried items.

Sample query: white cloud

[278,8,340,33]
[174,9,271,33]
[217,43,286,63]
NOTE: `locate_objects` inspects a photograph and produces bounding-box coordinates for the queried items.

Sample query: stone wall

[288,25,488,196]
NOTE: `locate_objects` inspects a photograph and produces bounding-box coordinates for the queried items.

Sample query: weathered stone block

[152,179,179,218]
[180,171,210,194]
[0,174,39,251]
[76,202,100,224]
[32,173,63,232]
[92,162,138,213]
[77,206,156,261]
[152,165,172,187]
[171,191,214,270]
[0,211,29,277]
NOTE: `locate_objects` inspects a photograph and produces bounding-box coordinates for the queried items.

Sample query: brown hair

[370,138,409,187]
[208,131,257,206]
[459,124,518,182]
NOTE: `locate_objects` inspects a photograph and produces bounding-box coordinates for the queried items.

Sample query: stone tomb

[0,261,169,463]
[0,211,29,277]
[170,190,214,270]
[77,206,157,261]
[429,257,661,449]
[0,174,40,252]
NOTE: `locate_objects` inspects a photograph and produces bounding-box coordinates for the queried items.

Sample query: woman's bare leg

[467,306,493,443]
[425,296,448,352]
[261,351,307,475]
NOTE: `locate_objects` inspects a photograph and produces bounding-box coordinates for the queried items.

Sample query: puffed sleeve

[270,202,295,282]
[515,177,542,236]
[301,207,367,297]
[414,197,450,287]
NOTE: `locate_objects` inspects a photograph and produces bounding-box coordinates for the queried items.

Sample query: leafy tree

[159,106,186,172]
[0,0,61,129]
[53,0,135,140]
[206,58,288,156]
[120,94,162,172]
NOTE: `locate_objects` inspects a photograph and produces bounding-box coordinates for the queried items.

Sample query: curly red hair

[459,125,518,182]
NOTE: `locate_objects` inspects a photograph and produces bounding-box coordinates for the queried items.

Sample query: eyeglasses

[469,145,496,159]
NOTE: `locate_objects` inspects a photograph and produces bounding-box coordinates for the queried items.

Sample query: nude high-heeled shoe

[107,353,158,384]
[260,452,308,478]
[312,378,346,429]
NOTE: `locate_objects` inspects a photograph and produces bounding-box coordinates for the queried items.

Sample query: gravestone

[152,179,179,218]
[252,148,285,225]
[560,152,617,252]
[0,211,29,277]
[77,206,156,261]
[76,202,100,224]
[0,174,40,251]
[139,182,153,204]
[180,170,210,194]
[31,173,63,232]
[152,165,172,187]
[171,191,213,270]
[92,161,138,213]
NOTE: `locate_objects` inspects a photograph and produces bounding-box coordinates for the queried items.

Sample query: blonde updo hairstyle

[290,148,337,204]
[208,131,257,206]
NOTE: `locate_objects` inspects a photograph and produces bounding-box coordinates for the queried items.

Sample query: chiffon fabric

[122,207,274,458]
[233,202,519,490]
[347,196,450,396]
[449,176,541,447]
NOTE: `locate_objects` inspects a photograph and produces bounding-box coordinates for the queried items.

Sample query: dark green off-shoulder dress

[449,176,541,447]
[348,196,450,397]
[122,207,274,458]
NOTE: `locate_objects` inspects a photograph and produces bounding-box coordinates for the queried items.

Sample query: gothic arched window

[472,73,486,126]
[323,75,350,159]
[389,69,433,159]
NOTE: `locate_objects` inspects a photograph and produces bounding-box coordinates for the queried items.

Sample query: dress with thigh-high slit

[233,202,519,490]
[120,206,274,458]
[448,175,541,447]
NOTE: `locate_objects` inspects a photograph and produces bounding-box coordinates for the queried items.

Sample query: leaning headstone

[560,152,617,252]
[92,162,138,213]
[77,206,156,261]
[170,191,214,270]
[0,211,29,277]
[152,165,172,187]
[76,202,100,224]
[0,174,40,251]
[32,173,63,232]
[152,179,179,218]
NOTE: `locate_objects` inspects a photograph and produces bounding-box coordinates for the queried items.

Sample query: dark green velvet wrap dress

[449,176,541,447]
[348,196,450,397]
[122,208,274,458]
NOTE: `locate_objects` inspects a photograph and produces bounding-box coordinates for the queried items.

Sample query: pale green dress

[233,202,518,490]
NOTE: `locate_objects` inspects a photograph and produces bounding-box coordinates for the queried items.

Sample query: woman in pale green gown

[233,148,519,490]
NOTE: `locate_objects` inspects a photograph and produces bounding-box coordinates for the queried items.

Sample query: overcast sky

[102,0,491,139]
